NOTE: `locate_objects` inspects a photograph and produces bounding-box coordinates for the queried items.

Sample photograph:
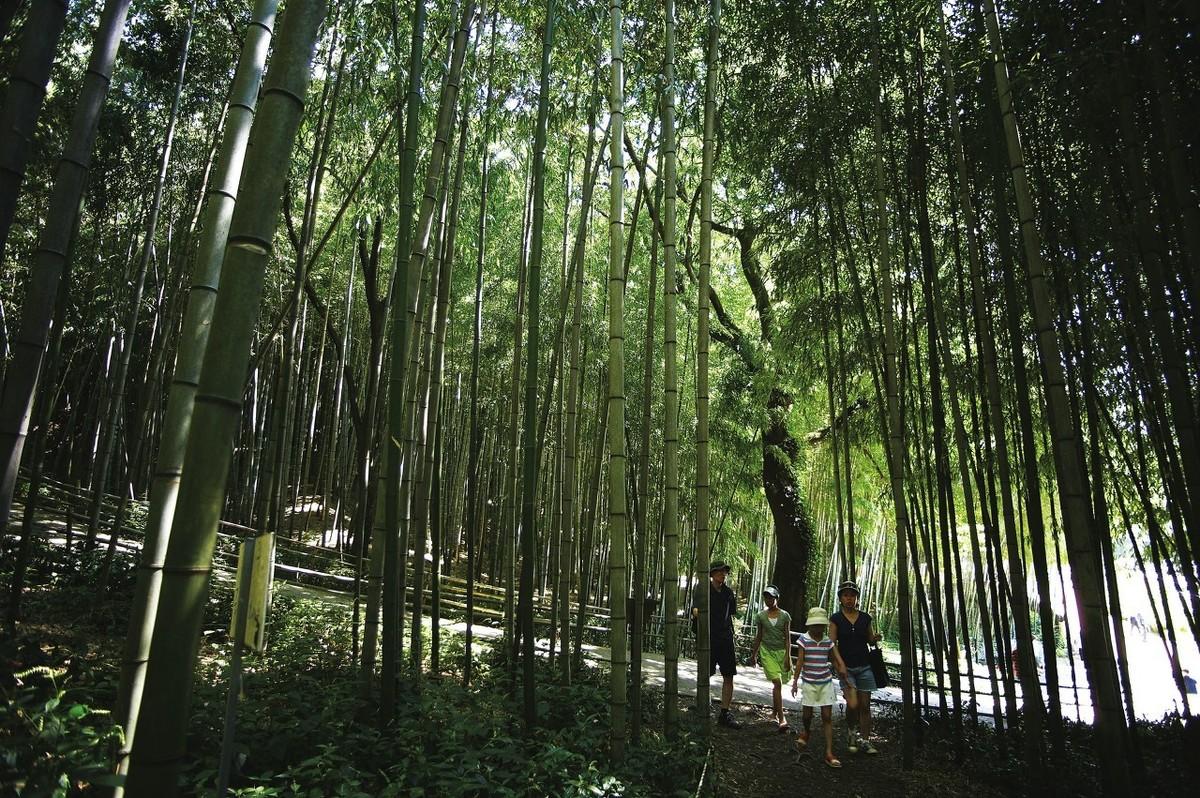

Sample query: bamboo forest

[1,0,1198,795]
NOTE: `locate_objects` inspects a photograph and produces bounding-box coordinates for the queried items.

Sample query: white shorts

[800,680,837,707]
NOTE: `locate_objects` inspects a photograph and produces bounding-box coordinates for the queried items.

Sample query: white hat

[805,606,830,626]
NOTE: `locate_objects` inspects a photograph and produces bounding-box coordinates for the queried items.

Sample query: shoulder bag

[868,644,891,689]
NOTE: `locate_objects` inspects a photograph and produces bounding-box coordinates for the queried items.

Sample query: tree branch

[711,220,773,342]
[623,134,755,370]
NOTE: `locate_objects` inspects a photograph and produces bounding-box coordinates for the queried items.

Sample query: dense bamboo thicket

[0,0,1197,795]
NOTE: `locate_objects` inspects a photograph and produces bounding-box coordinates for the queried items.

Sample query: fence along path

[13,473,614,630]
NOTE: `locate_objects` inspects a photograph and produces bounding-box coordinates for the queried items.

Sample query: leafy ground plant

[1,666,124,797]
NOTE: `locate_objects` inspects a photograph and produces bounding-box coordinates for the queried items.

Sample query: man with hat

[693,560,742,728]
[829,580,882,754]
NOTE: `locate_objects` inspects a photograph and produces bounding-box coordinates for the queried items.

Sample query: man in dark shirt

[695,561,741,728]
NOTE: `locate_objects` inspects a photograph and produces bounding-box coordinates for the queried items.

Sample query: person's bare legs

[821,705,834,758]
[843,684,859,748]
[858,690,878,752]
[772,679,784,725]
[798,705,813,747]
[722,674,734,710]
[858,691,872,738]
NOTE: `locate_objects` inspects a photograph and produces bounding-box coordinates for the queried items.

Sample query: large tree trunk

[764,387,812,618]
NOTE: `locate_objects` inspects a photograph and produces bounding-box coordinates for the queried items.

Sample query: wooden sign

[231,532,275,653]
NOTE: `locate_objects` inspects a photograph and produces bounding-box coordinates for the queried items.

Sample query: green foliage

[174,596,705,797]
[0,667,125,797]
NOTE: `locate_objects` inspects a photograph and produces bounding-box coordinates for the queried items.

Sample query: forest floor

[709,700,1001,797]
[706,691,1199,797]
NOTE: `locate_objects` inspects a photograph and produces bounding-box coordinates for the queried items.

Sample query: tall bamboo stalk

[87,1,196,550]
[0,0,133,534]
[871,25,913,768]
[381,0,428,716]
[694,0,721,721]
[0,0,69,262]
[606,0,629,761]
[115,0,256,773]
[659,0,681,737]
[518,0,555,729]
[123,3,326,794]
[981,1,1129,789]
[465,4,498,687]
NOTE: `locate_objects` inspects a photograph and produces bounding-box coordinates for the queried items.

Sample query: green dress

[755,609,792,681]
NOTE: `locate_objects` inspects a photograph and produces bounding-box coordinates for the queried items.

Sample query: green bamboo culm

[403,0,477,682]
[519,0,556,731]
[0,0,69,261]
[660,0,681,740]
[0,0,80,626]
[465,5,500,688]
[122,2,327,795]
[694,0,721,722]
[561,25,603,690]
[381,0,426,720]
[871,21,913,770]
[112,0,279,786]
[980,0,1129,791]
[0,0,132,540]
[934,0,1006,736]
[607,0,628,764]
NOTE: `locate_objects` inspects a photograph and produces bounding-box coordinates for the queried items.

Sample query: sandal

[795,730,810,749]
[778,720,790,733]
[824,753,843,769]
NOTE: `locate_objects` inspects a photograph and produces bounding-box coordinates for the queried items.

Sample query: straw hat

[805,606,830,627]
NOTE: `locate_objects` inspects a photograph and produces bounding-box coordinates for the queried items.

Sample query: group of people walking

[698,561,882,768]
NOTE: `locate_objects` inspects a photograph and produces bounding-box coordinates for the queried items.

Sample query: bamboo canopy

[0,0,1197,795]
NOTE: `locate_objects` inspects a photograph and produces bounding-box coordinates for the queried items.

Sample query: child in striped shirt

[790,606,848,768]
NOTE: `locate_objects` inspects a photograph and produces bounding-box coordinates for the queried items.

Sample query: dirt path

[707,701,1011,798]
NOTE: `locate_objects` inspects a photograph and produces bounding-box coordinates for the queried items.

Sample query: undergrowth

[185,593,706,797]
[2,570,706,798]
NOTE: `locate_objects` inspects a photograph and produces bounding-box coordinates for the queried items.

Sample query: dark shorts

[710,638,737,678]
[840,663,877,692]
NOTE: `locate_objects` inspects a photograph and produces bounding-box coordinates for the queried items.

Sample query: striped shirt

[798,633,835,684]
